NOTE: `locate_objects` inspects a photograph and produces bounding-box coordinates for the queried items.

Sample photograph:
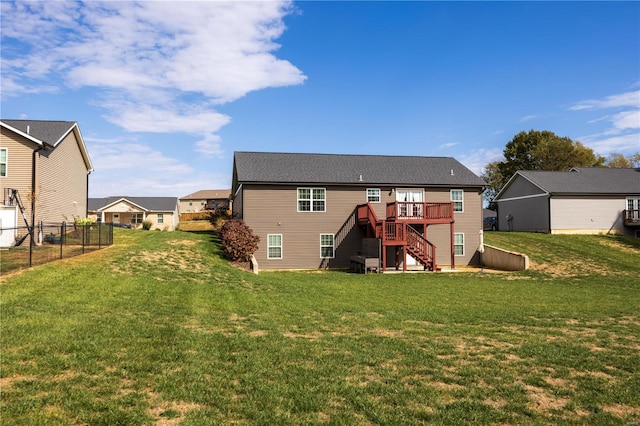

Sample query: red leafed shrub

[219,219,259,262]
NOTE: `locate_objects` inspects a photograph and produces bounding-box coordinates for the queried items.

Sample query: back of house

[232,152,486,271]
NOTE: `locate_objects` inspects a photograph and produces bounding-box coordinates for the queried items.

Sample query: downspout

[86,171,91,217]
[31,148,45,231]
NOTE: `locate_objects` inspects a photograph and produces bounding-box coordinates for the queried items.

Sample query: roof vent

[450,169,455,176]
[26,125,30,135]
[359,174,363,182]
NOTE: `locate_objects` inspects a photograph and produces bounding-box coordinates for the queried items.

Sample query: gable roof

[233,152,485,188]
[180,189,230,200]
[495,167,640,199]
[1,119,93,171]
[88,196,178,212]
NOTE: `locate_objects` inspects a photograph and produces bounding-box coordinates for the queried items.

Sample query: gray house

[88,196,180,231]
[232,152,486,271]
[494,167,640,236]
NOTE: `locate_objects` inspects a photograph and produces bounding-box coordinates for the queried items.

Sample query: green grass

[1,229,639,425]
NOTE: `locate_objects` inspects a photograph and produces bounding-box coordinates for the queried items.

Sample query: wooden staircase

[356,202,443,271]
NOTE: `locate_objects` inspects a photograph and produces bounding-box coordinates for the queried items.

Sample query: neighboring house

[494,167,640,236]
[0,119,93,238]
[179,189,230,213]
[232,152,486,271]
[88,196,180,231]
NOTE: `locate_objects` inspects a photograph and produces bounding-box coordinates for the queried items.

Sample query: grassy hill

[1,229,638,425]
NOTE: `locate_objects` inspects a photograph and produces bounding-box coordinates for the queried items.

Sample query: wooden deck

[356,202,454,272]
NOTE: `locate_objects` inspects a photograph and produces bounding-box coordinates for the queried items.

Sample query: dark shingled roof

[233,152,485,187]
[1,119,77,146]
[88,197,178,212]
[515,168,640,195]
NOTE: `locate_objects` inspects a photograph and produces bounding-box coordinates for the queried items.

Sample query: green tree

[605,152,640,168]
[482,130,604,205]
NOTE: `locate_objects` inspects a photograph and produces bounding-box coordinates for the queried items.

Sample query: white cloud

[519,115,538,122]
[439,142,459,149]
[1,0,306,157]
[569,88,640,155]
[569,90,640,111]
[458,147,503,176]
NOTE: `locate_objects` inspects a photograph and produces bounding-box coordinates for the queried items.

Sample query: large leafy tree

[482,130,605,206]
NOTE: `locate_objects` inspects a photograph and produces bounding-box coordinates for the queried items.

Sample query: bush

[142,220,153,230]
[208,208,232,231]
[219,219,259,262]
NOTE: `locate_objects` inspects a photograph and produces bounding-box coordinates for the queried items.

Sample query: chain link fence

[1,221,114,274]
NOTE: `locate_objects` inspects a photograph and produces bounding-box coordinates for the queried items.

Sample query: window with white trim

[320,234,335,258]
[366,188,381,203]
[454,233,465,256]
[131,213,143,224]
[157,213,164,224]
[267,234,282,259]
[451,189,463,212]
[0,148,6,177]
[297,188,326,212]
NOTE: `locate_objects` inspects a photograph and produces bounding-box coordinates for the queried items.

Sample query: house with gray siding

[232,152,486,271]
[494,167,640,236]
[88,196,180,231]
[1,120,93,242]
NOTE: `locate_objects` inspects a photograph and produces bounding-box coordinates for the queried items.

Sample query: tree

[482,130,604,206]
[605,152,640,168]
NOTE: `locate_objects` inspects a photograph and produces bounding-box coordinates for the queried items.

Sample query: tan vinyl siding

[423,188,483,267]
[37,132,89,223]
[179,199,206,213]
[242,184,364,269]
[241,184,483,270]
[550,196,626,234]
[0,128,38,223]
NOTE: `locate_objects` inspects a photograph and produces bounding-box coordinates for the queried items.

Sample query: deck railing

[386,202,454,221]
[623,209,640,227]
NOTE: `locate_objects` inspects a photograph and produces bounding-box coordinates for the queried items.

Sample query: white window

[627,198,640,221]
[157,213,164,224]
[451,189,464,212]
[297,188,326,212]
[0,148,6,177]
[131,213,143,224]
[454,233,465,256]
[320,234,335,258]
[267,234,282,259]
[366,188,381,203]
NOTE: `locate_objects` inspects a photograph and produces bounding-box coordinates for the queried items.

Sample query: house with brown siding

[232,152,486,271]
[494,167,640,236]
[0,120,93,238]
[88,196,180,231]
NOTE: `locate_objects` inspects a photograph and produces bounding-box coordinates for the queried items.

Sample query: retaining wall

[482,244,529,271]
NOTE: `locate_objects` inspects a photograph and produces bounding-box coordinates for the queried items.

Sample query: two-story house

[232,152,486,271]
[0,120,93,243]
[179,189,230,213]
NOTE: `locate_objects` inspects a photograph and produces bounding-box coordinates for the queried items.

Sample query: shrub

[219,219,259,262]
[208,208,232,231]
[142,220,153,230]
[74,217,95,226]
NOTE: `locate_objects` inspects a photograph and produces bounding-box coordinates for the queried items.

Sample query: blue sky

[2,1,639,198]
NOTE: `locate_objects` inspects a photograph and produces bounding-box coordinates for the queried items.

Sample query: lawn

[1,229,639,425]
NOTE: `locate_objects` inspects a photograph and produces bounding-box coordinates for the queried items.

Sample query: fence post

[81,224,86,254]
[98,222,102,249]
[59,223,63,260]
